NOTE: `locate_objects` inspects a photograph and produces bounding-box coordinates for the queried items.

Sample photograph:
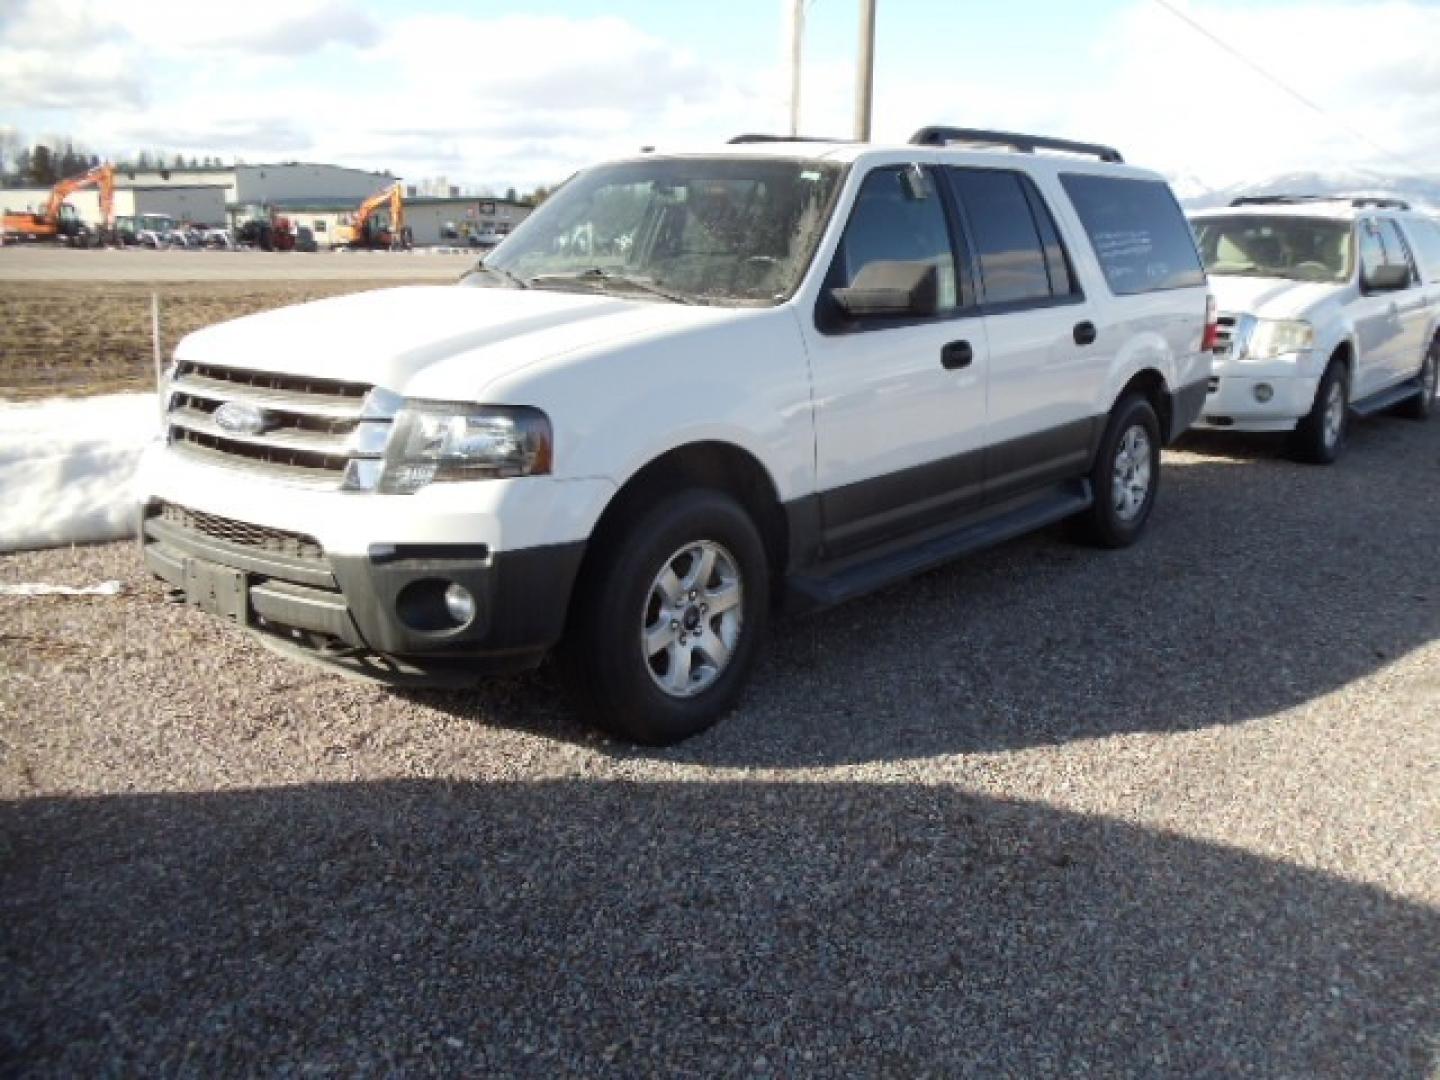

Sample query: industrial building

[0,183,228,227]
[1,162,530,247]
[116,162,395,208]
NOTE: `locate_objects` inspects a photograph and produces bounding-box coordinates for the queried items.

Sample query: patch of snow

[0,580,124,596]
[0,393,161,553]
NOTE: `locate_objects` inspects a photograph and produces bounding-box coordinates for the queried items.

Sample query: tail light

[1201,294,1220,351]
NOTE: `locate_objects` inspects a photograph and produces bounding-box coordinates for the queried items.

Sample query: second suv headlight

[379,402,553,493]
[1245,319,1314,361]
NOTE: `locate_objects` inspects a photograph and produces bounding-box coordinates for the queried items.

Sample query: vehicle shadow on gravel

[3,780,1436,1075]
[405,417,1440,768]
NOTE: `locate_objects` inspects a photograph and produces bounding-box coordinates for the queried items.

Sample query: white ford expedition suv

[140,127,1212,743]
[1188,196,1440,462]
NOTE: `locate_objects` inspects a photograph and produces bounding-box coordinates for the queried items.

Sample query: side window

[1376,219,1417,283]
[1357,220,1386,282]
[1403,219,1440,284]
[829,166,959,315]
[1059,173,1206,295]
[946,168,1068,306]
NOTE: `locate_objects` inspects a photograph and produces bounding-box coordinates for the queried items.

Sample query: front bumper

[141,500,586,684]
[1194,368,1319,433]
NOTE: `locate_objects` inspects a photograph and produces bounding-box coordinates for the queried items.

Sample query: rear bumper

[142,502,585,684]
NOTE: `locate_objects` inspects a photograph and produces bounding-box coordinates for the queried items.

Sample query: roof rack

[727,133,852,145]
[908,126,1124,163]
[1229,194,1412,210]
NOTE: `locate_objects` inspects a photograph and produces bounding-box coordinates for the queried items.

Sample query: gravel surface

[2,415,1438,1076]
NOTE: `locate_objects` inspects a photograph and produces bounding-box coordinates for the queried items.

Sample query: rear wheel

[1396,337,1437,421]
[1073,393,1162,549]
[561,489,769,745]
[1291,360,1348,464]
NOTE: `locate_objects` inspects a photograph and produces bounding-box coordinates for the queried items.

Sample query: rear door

[944,167,1101,503]
[803,164,989,558]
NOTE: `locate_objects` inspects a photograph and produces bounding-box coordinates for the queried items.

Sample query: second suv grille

[164,361,397,487]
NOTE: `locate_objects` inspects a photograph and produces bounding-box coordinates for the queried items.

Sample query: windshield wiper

[528,267,694,305]
[473,262,529,289]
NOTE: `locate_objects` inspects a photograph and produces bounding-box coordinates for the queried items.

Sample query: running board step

[786,480,1093,611]
[1351,379,1423,417]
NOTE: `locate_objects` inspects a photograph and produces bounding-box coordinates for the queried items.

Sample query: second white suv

[140,127,1212,743]
[1189,196,1440,462]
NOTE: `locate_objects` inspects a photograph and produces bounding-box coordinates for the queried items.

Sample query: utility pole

[788,0,805,137]
[854,0,876,141]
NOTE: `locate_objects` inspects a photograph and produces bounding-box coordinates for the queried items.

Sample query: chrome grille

[154,501,325,561]
[1213,315,1237,352]
[164,361,398,487]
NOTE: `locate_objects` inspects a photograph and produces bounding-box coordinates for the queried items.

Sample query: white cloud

[2,1,1435,193]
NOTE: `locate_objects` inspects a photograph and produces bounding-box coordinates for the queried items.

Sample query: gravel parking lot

[2,417,1438,1075]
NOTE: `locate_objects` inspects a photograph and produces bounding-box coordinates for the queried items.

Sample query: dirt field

[0,247,477,399]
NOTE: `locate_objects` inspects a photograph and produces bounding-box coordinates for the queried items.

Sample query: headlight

[379,402,553,493]
[1244,319,1314,361]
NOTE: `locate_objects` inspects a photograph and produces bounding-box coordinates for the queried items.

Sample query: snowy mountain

[1177,169,1440,214]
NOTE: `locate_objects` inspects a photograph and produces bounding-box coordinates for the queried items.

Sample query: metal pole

[152,292,166,425]
[788,0,805,137]
[855,0,876,141]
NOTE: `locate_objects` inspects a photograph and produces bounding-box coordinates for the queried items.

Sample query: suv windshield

[470,157,844,305]
[1191,215,1353,283]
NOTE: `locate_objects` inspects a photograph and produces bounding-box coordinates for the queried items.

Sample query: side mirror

[831,260,939,318]
[1363,263,1410,292]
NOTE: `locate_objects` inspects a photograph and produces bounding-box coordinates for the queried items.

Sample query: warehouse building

[116,162,395,207]
[1,183,228,227]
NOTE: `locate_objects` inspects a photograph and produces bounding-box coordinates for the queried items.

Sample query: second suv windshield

[471,157,844,306]
[1191,215,1353,284]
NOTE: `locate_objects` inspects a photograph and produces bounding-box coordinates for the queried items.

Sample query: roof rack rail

[727,133,852,145]
[908,126,1124,163]
[1229,194,1412,210]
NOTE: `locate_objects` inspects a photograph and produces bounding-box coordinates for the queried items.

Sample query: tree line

[0,137,233,187]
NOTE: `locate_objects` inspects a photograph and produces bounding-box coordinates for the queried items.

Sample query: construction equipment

[2,163,116,245]
[334,183,408,249]
[237,210,297,252]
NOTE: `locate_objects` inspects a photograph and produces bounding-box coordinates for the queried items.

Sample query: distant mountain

[1177,168,1440,213]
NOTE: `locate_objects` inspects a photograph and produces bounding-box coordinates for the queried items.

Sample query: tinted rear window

[947,168,1078,306]
[1060,174,1205,295]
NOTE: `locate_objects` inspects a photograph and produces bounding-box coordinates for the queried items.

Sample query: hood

[173,285,738,394]
[1208,275,1345,320]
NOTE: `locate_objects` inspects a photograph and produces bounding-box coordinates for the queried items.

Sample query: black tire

[1395,337,1438,421]
[561,489,770,745]
[1072,394,1162,549]
[1290,360,1349,464]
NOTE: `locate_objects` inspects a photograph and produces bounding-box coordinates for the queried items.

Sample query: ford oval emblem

[213,401,269,435]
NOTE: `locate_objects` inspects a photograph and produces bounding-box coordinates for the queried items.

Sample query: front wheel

[1291,360,1349,464]
[1072,394,1162,549]
[561,490,770,745]
[1396,338,1438,421]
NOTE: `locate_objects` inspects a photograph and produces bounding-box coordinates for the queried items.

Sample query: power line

[1148,0,1419,173]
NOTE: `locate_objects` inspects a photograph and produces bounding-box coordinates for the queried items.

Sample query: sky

[1,0,1437,194]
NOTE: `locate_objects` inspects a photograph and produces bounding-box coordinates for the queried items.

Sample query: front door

[802,165,988,559]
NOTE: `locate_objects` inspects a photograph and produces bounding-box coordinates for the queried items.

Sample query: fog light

[1253,383,1274,403]
[444,582,476,626]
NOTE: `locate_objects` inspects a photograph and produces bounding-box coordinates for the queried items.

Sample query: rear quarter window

[1059,174,1206,295]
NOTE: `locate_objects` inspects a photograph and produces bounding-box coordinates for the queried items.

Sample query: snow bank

[0,393,160,553]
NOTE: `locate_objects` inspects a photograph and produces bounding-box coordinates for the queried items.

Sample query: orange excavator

[334,182,408,250]
[2,163,116,246]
